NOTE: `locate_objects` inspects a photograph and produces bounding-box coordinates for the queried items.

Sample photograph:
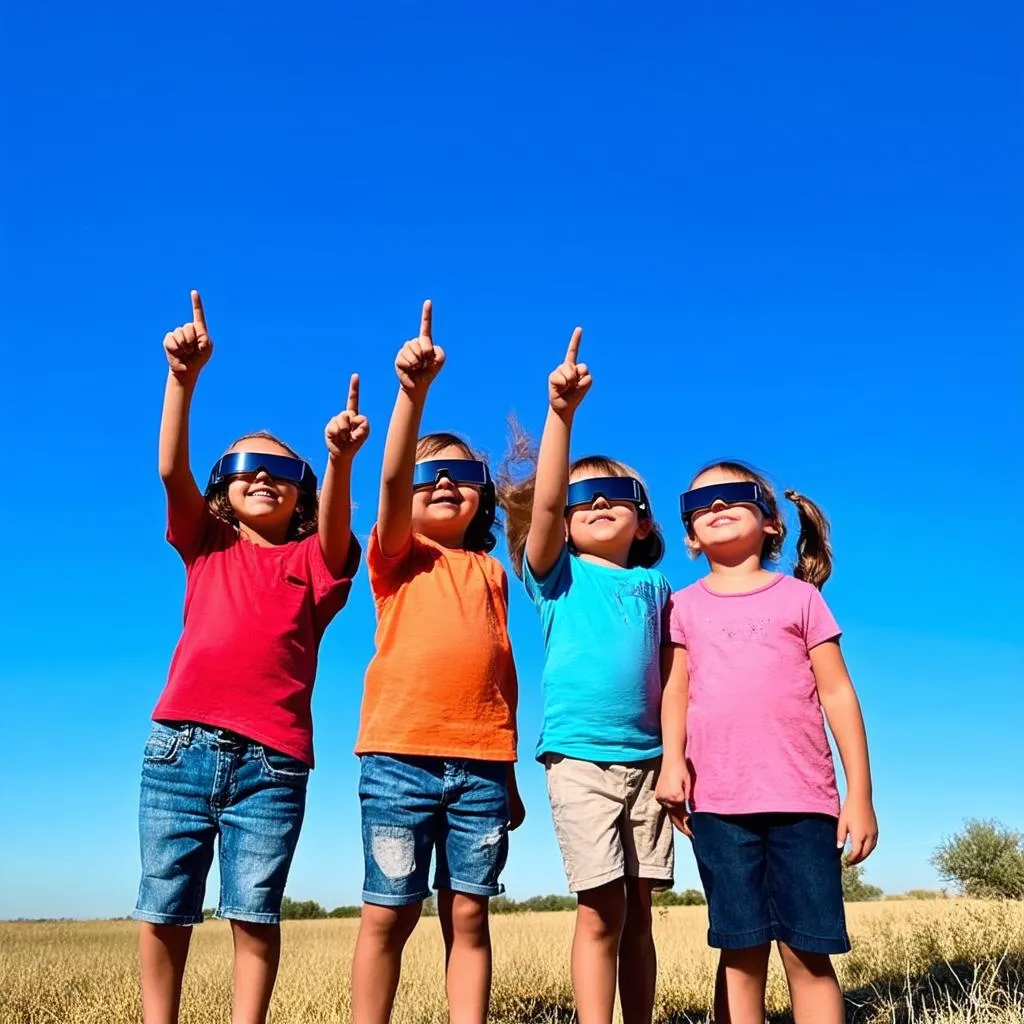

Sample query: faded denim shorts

[132,722,308,926]
[359,754,510,907]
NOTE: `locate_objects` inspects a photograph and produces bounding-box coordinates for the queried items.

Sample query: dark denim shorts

[689,812,850,954]
[132,722,308,926]
[359,754,510,907]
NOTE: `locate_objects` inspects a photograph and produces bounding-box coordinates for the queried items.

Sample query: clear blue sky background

[2,2,1021,920]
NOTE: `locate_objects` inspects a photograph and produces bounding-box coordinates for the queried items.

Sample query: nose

[591,495,611,510]
[709,498,729,512]
[254,469,272,482]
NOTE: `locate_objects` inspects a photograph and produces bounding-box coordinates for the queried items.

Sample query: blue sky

[2,1,1021,919]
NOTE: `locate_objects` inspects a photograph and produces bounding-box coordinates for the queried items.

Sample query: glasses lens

[680,481,761,519]
[412,459,489,489]
[566,477,644,508]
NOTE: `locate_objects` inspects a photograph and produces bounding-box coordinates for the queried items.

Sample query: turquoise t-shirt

[523,547,672,763]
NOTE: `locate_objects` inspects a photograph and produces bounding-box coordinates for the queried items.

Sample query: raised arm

[321,373,370,575]
[159,290,213,526]
[524,327,591,578]
[377,300,445,557]
[811,640,878,864]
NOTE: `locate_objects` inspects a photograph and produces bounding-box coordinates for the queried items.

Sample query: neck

[239,522,290,547]
[577,546,631,569]
[703,553,777,594]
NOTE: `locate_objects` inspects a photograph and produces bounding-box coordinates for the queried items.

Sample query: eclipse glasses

[205,451,318,499]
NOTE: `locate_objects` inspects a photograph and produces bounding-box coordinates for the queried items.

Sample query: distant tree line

[203,818,1024,922]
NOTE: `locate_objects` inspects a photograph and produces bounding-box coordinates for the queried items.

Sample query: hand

[548,327,591,416]
[507,785,526,832]
[325,373,370,462]
[837,794,878,864]
[395,300,446,394]
[164,290,213,379]
[656,760,693,838]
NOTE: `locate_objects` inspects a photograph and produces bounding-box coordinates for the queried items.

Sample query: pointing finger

[565,327,582,365]
[191,290,208,334]
[420,299,432,340]
[347,373,360,413]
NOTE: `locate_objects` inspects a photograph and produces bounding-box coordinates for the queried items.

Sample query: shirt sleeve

[804,586,842,650]
[522,544,571,602]
[663,590,687,647]
[166,502,228,564]
[366,525,417,601]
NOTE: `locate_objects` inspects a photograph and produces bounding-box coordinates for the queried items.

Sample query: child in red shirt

[132,291,368,1024]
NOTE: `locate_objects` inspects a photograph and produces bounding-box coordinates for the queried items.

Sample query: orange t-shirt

[355,528,519,761]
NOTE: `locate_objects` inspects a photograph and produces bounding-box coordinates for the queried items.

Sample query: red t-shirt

[152,506,360,766]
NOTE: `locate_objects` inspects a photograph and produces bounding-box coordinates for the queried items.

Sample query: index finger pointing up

[347,372,360,413]
[420,299,432,340]
[565,326,583,365]
[191,290,208,333]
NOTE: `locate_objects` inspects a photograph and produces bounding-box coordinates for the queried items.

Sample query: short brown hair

[416,432,498,553]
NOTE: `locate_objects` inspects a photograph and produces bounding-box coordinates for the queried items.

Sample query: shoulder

[774,574,829,606]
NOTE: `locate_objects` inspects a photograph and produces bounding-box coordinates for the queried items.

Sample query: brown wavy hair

[207,430,319,541]
[687,460,833,590]
[499,420,665,579]
[416,432,499,553]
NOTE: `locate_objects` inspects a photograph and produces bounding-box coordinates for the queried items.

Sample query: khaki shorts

[544,754,674,893]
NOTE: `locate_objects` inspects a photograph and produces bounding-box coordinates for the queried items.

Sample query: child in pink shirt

[657,460,877,1024]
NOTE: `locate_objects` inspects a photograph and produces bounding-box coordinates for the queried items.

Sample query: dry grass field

[2,901,1022,1024]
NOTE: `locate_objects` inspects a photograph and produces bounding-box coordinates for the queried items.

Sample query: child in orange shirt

[350,301,524,1024]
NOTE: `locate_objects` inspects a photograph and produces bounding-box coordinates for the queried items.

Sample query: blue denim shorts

[132,722,308,926]
[359,754,510,907]
[689,812,850,954]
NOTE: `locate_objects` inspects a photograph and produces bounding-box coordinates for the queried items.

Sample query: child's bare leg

[229,921,280,1024]
[573,880,626,1024]
[777,943,844,1024]
[714,944,771,1024]
[438,890,492,1024]
[139,923,192,1024]
[618,878,656,1024]
[351,902,422,1024]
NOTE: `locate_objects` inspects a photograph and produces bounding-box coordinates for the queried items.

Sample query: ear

[684,531,702,560]
[763,516,782,536]
[634,518,654,541]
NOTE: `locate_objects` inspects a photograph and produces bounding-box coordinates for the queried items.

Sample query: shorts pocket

[260,747,310,782]
[143,723,183,765]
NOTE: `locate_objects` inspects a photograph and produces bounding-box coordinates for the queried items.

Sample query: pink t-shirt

[665,574,841,817]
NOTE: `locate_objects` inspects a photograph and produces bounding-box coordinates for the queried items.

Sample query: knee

[777,942,835,979]
[576,887,626,943]
[450,895,489,938]
[621,899,653,945]
[360,902,421,948]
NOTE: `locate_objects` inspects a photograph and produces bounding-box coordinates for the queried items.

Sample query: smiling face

[565,467,652,568]
[223,439,302,540]
[411,443,483,548]
[686,466,779,562]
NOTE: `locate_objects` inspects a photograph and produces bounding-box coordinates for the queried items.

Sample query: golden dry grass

[2,901,1022,1024]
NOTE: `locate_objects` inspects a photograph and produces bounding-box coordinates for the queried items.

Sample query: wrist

[328,450,356,468]
[168,369,199,390]
[399,385,429,408]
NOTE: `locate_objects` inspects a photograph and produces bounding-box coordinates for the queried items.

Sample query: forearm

[318,455,353,576]
[822,687,873,800]
[377,388,425,554]
[660,679,688,767]
[659,646,689,767]
[525,407,573,574]
[159,373,197,484]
